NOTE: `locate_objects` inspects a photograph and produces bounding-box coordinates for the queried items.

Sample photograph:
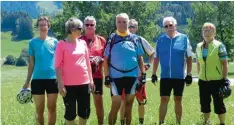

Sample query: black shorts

[31,79,58,95]
[63,84,90,120]
[93,78,103,95]
[110,77,137,96]
[198,79,226,114]
[160,78,185,96]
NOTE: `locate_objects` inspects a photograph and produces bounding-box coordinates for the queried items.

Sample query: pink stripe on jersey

[55,39,93,86]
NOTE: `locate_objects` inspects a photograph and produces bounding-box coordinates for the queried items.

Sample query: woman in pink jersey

[55,17,95,125]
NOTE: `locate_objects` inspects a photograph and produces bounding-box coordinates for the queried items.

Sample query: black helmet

[219,85,232,99]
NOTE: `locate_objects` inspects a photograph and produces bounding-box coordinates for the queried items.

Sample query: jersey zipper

[170,38,172,78]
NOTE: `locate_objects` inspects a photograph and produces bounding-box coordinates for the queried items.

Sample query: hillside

[1,1,62,18]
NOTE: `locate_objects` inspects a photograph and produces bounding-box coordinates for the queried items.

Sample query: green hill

[1,19,39,58]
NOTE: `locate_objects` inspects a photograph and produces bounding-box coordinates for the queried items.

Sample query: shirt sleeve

[137,37,144,56]
[186,38,193,57]
[55,41,64,68]
[140,36,154,56]
[28,40,34,56]
[154,40,159,59]
[54,38,59,50]
[219,43,228,60]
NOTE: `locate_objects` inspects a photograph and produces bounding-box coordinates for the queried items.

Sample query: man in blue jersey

[103,13,146,125]
[151,16,193,124]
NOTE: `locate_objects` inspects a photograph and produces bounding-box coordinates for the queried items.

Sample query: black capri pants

[63,84,90,121]
[198,79,226,114]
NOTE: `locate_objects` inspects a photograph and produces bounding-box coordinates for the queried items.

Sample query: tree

[15,17,34,40]
[51,1,161,42]
[186,1,234,58]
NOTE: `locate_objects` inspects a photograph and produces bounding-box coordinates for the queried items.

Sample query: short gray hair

[65,17,83,34]
[116,13,129,23]
[129,19,138,26]
[163,16,177,26]
[84,16,96,26]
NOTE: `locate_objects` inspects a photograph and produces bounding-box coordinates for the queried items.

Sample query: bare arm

[221,59,228,79]
[23,56,34,88]
[186,56,192,74]
[138,56,145,74]
[149,52,155,64]
[104,56,109,76]
[196,60,200,75]
[152,58,159,75]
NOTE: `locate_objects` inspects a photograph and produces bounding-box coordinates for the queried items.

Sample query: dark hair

[36,16,51,28]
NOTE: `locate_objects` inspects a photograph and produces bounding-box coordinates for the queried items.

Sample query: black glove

[223,78,231,86]
[136,83,143,92]
[144,63,151,71]
[90,56,103,65]
[104,76,111,85]
[151,74,158,84]
[139,73,146,85]
[185,75,192,85]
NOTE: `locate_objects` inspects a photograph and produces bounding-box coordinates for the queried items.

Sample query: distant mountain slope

[1,1,62,18]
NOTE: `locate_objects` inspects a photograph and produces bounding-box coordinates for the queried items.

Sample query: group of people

[21,13,230,125]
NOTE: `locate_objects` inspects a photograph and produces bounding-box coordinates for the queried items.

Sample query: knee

[161,97,169,104]
[36,105,45,115]
[174,97,182,104]
[78,108,90,119]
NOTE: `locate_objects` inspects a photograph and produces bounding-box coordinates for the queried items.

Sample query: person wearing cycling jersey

[103,13,146,125]
[196,22,229,125]
[151,16,193,124]
[80,16,106,125]
[119,19,154,125]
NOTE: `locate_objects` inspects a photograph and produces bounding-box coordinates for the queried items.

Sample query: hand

[185,74,192,86]
[58,84,66,97]
[151,74,158,85]
[104,76,112,88]
[89,82,96,93]
[139,73,146,85]
[144,63,151,71]
[223,78,231,86]
[23,82,30,89]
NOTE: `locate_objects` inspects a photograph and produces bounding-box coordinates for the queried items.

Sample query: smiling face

[163,20,176,35]
[84,20,96,35]
[128,21,138,34]
[116,16,128,33]
[38,20,49,33]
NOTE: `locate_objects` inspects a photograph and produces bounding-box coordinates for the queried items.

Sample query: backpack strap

[108,33,139,73]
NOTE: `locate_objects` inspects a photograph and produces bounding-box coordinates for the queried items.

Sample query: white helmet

[17,88,32,104]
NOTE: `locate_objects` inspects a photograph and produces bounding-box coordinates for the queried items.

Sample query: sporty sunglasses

[164,24,173,28]
[128,25,137,28]
[85,24,95,27]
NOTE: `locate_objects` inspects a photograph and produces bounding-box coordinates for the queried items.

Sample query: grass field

[1,65,234,125]
[1,21,234,124]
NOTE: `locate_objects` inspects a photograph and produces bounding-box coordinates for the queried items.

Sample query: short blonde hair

[163,16,177,26]
[116,13,129,23]
[202,22,216,34]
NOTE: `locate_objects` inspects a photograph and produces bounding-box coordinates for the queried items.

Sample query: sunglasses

[164,24,173,28]
[128,25,136,28]
[77,27,82,31]
[85,24,95,27]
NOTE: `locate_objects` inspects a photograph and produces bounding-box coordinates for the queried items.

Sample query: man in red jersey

[80,16,106,125]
